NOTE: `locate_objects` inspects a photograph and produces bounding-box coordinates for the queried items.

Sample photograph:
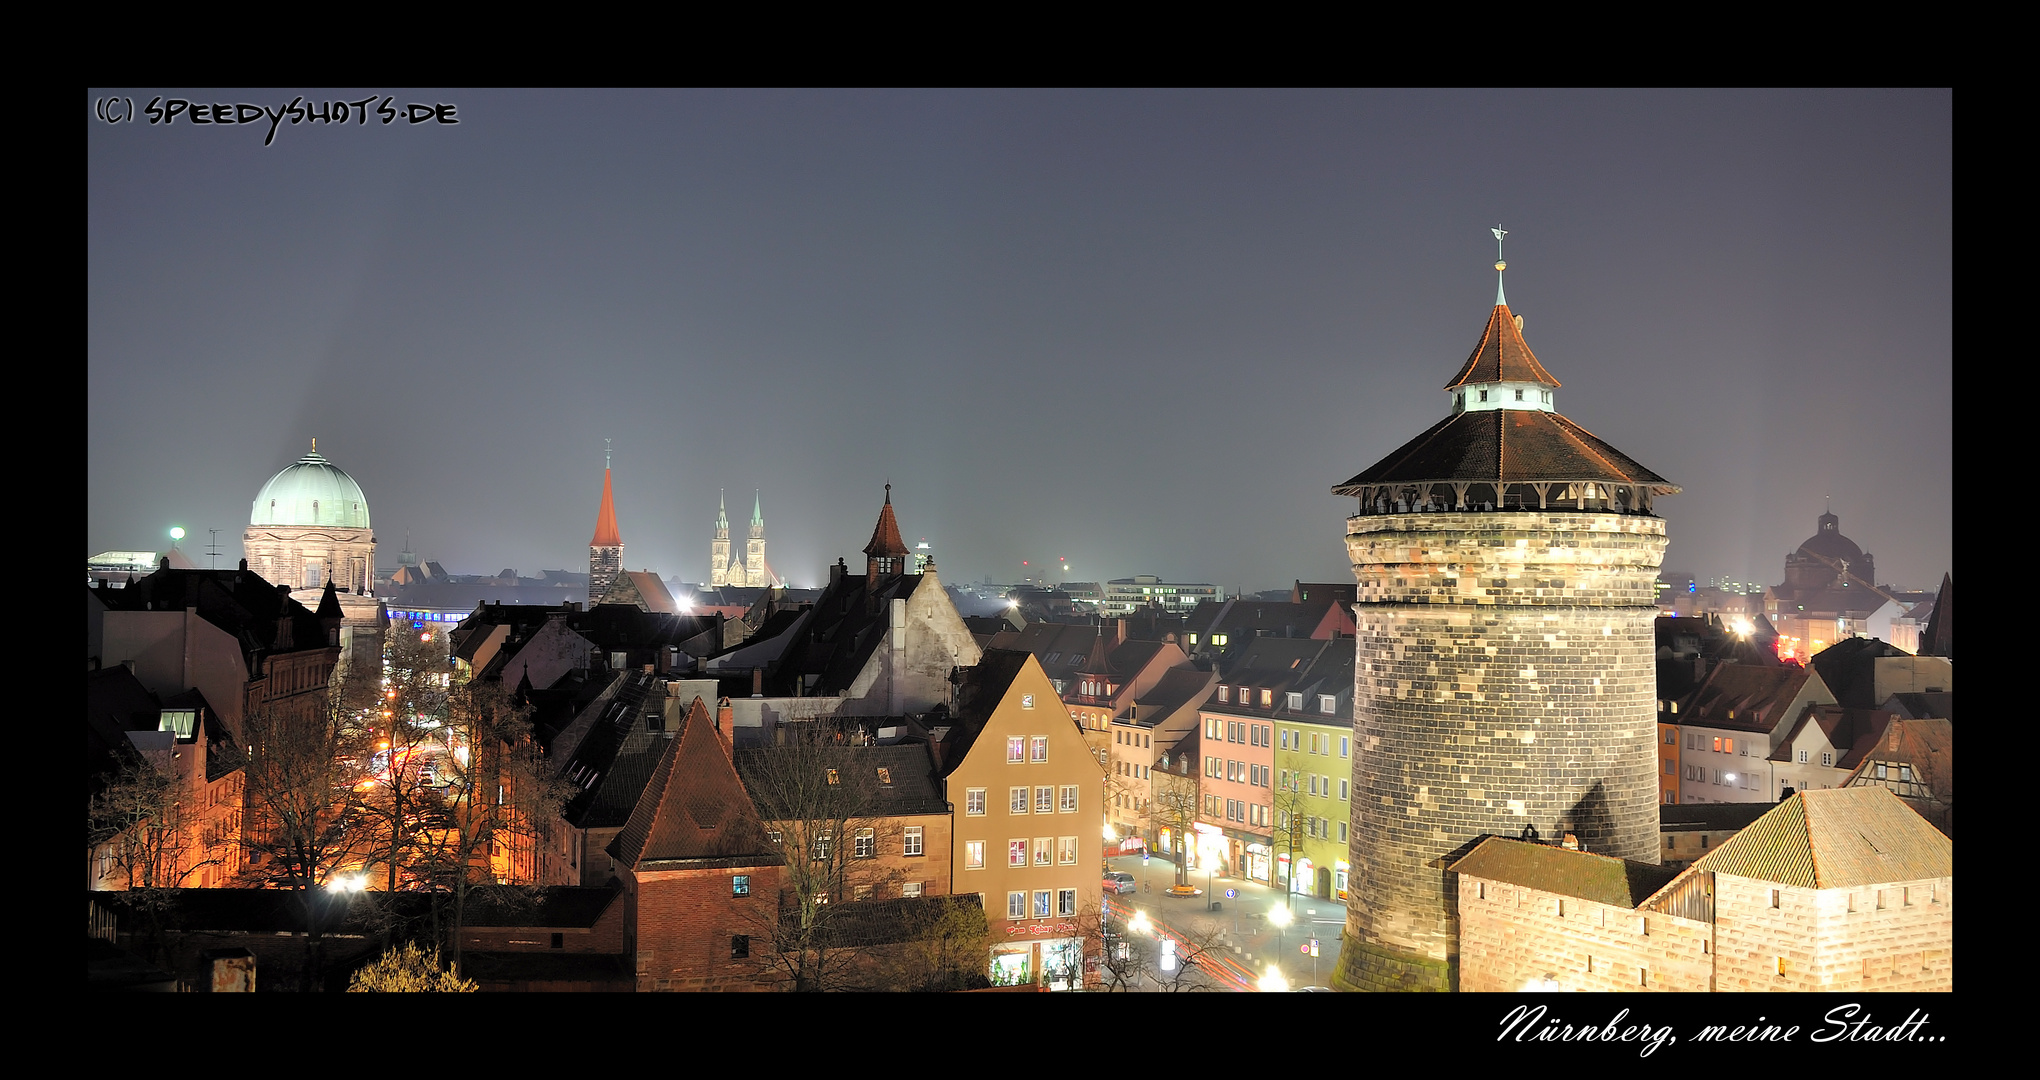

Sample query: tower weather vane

[1491,225,1509,305]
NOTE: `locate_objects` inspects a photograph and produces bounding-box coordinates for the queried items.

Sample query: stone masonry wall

[1456,876,1710,992]
[1344,511,1667,989]
[1711,873,1952,991]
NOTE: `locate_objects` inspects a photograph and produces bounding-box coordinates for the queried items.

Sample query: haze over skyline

[88,89,1951,594]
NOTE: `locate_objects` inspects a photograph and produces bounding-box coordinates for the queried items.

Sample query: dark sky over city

[88,89,1950,594]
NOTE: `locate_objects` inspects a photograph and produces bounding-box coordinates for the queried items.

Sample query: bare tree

[90,747,215,893]
[733,722,904,991]
[1151,761,1201,889]
[239,701,378,990]
[1268,774,1312,908]
[410,676,573,977]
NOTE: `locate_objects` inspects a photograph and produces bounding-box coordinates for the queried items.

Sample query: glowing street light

[1258,964,1289,992]
[1268,902,1292,959]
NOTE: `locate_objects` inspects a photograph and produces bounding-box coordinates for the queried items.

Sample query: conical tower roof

[864,485,909,560]
[591,469,622,548]
[1443,303,1561,389]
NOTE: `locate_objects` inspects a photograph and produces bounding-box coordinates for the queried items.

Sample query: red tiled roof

[610,697,782,870]
[863,486,909,559]
[1443,304,1560,389]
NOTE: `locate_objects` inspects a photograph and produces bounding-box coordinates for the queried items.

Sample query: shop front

[990,924,1089,990]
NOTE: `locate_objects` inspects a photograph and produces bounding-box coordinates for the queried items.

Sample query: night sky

[88,89,1951,595]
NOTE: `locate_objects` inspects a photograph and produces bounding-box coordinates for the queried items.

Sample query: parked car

[1103,871,1137,895]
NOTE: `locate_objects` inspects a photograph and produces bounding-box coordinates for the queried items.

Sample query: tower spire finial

[605,438,612,471]
[1491,225,1509,307]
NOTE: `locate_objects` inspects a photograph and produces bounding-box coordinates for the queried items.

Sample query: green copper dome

[251,446,371,529]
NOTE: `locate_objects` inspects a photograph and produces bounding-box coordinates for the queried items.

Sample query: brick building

[1454,787,1951,992]
[1329,249,1678,991]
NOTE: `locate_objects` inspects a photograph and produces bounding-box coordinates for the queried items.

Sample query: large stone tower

[1330,240,1678,991]
[589,453,623,604]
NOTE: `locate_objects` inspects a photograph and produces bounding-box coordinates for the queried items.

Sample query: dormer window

[1478,389,1488,402]
[1514,389,1524,401]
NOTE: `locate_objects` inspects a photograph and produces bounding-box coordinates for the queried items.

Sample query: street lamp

[1268,902,1292,962]
[1258,964,1289,992]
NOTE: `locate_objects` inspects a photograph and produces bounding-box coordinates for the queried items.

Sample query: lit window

[1060,785,1079,813]
[1008,737,1026,763]
[904,826,924,856]
[1218,686,1230,703]
[732,875,750,897]
[1009,891,1027,920]
[854,829,875,858]
[812,834,832,861]
[1260,689,1273,707]
[1011,787,1029,814]
[1034,890,1052,918]
[965,841,985,870]
[1036,786,1054,813]
[853,885,873,901]
[1033,837,1052,866]
[1058,836,1077,864]
[1032,737,1049,763]
[827,768,839,785]
[967,788,986,816]
[1008,840,1027,868]
[877,767,891,785]
[902,881,922,897]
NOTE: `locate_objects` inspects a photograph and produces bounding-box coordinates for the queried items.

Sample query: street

[1101,852,1345,991]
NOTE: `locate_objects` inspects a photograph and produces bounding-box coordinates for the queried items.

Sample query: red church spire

[591,467,622,548]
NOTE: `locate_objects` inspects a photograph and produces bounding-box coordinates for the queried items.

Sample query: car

[1103,871,1137,895]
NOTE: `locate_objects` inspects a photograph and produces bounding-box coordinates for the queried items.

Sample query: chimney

[752,668,763,698]
[239,559,248,571]
[718,697,734,732]
[830,558,846,586]
[1115,618,1128,646]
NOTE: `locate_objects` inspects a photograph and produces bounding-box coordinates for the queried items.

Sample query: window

[1340,736,1349,757]
[732,875,750,897]
[731,935,750,958]
[967,788,987,816]
[1338,822,1348,842]
[1033,837,1052,866]
[1034,890,1053,918]
[1021,694,1035,710]
[902,881,922,897]
[1058,836,1077,864]
[1321,695,1337,714]
[854,829,875,859]
[1060,785,1079,813]
[1664,729,1676,744]
[1008,892,1028,919]
[1798,750,1808,763]
[1821,752,1833,767]
[1036,785,1054,813]
[826,768,839,785]
[853,884,873,901]
[1031,737,1049,763]
[1008,736,1026,763]
[812,834,832,860]
[1770,889,1781,909]
[1713,737,1722,752]
[1218,685,1230,703]
[1058,888,1077,916]
[1287,692,1304,710]
[1339,779,1349,800]
[965,841,985,870]
[1008,840,1027,867]
[877,767,892,785]
[1011,787,1029,813]
[1260,689,1273,707]
[768,829,782,845]
[904,826,924,856]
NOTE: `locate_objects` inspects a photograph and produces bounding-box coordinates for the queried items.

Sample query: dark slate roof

[1332,407,1677,494]
[1809,637,1919,708]
[560,672,666,830]
[1657,800,1779,833]
[609,697,783,871]
[1450,837,1677,909]
[1882,693,1952,721]
[933,649,1032,777]
[1131,666,1219,728]
[760,571,928,698]
[99,565,333,676]
[1919,573,1952,658]
[1683,662,1819,734]
[1689,787,1951,889]
[459,883,622,928]
[735,743,950,819]
[1443,304,1561,389]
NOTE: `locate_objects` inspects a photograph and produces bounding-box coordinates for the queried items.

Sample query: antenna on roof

[1491,225,1509,307]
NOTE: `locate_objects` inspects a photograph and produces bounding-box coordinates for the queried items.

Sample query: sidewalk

[1107,852,1345,989]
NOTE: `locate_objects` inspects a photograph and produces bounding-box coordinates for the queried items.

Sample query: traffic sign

[1225,888,1237,899]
